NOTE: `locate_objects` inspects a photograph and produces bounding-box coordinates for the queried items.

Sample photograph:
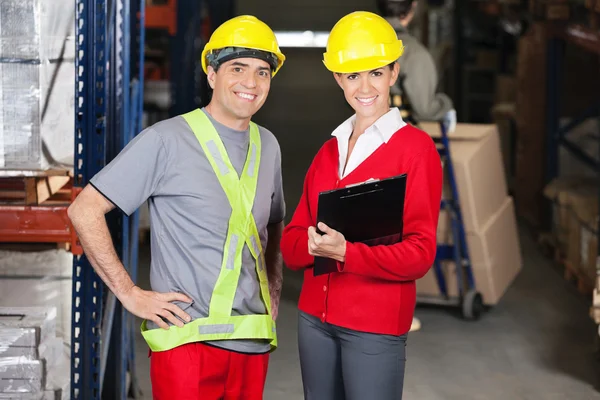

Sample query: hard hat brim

[202,45,286,77]
[322,46,404,74]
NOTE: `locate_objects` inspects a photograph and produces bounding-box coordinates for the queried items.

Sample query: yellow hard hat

[201,15,286,77]
[323,11,404,73]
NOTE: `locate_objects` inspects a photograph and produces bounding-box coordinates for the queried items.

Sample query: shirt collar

[331,108,406,143]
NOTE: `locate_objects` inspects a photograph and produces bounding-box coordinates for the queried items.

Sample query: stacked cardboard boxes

[543,177,598,286]
[491,75,517,192]
[0,307,68,399]
[417,122,523,305]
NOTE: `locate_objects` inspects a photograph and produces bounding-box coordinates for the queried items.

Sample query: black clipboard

[314,173,407,276]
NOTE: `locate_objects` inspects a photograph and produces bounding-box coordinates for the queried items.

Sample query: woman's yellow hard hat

[201,15,286,77]
[323,11,404,74]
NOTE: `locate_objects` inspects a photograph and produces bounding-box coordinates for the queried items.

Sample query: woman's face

[334,62,399,120]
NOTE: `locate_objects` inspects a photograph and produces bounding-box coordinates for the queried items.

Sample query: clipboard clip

[345,178,380,188]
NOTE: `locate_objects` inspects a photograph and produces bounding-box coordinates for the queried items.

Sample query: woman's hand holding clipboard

[307,222,347,263]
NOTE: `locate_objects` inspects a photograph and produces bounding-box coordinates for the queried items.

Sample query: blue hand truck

[417,121,485,320]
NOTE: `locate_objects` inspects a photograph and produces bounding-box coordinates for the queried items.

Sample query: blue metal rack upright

[71,0,145,398]
[169,0,203,116]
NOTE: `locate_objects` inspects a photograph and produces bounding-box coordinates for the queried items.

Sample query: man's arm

[68,185,192,329]
[265,221,284,320]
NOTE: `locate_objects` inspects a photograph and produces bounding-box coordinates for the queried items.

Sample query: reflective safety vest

[140,108,277,352]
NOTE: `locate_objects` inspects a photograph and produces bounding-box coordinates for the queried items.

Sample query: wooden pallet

[563,259,594,295]
[0,169,80,253]
[538,232,594,295]
[0,169,72,206]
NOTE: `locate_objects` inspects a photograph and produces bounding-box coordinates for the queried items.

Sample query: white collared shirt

[332,108,407,178]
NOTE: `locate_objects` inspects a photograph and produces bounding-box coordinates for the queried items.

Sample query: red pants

[150,342,270,400]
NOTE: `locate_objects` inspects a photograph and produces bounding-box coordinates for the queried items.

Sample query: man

[377,0,457,133]
[68,15,286,400]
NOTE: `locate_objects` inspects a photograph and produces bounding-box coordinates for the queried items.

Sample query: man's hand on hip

[119,286,193,330]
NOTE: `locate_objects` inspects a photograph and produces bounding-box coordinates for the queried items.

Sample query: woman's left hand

[307,222,346,262]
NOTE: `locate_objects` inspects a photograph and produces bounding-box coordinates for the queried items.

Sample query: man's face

[207,57,272,122]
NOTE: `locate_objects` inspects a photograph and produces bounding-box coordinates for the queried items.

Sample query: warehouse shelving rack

[546,24,600,181]
[70,0,223,397]
[70,0,146,398]
[544,23,600,330]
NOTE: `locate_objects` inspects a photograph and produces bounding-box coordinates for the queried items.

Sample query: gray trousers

[298,311,407,400]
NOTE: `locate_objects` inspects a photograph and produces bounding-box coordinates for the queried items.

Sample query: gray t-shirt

[392,24,454,121]
[90,108,285,354]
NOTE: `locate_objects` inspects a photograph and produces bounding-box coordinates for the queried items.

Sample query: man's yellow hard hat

[323,11,404,74]
[201,15,286,77]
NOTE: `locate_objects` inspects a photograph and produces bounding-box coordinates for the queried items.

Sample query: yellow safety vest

[140,109,277,352]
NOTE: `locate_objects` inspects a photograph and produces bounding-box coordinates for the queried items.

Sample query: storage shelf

[70,0,146,398]
[544,19,600,330]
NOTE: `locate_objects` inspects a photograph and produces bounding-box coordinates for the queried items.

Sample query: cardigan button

[323,285,327,292]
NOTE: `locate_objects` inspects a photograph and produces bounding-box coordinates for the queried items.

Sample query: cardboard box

[566,188,598,283]
[544,177,585,253]
[417,196,522,305]
[491,103,516,191]
[419,122,508,233]
[543,177,597,256]
[515,23,547,228]
[578,215,598,283]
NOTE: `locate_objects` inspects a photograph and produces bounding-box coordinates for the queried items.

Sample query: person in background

[377,0,457,133]
[68,15,286,400]
[280,11,442,399]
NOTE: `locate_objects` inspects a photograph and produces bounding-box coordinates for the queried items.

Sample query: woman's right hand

[119,285,193,329]
[308,222,347,262]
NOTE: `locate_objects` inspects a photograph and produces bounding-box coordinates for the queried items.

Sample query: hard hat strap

[207,47,278,73]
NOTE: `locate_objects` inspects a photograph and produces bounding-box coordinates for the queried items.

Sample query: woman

[280,11,443,400]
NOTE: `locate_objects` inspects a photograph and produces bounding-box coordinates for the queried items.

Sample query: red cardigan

[280,124,443,336]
